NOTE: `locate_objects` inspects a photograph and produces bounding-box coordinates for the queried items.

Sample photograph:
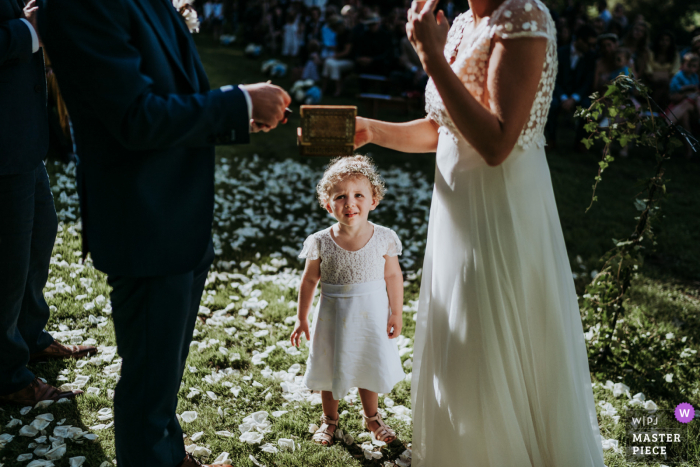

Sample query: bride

[354,0,606,465]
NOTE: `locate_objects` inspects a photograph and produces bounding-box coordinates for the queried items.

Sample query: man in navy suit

[547,24,598,150]
[38,0,290,465]
[0,0,96,407]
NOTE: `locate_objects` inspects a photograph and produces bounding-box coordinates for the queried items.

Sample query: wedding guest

[547,24,598,150]
[319,10,337,58]
[321,15,353,96]
[301,39,321,81]
[622,20,651,78]
[0,0,95,407]
[353,13,392,76]
[668,53,700,158]
[281,10,301,56]
[594,33,622,93]
[612,3,628,32]
[647,31,681,105]
[679,29,700,57]
[210,0,224,40]
[556,17,571,48]
[304,6,322,45]
[592,16,606,36]
[291,155,405,447]
[596,0,611,28]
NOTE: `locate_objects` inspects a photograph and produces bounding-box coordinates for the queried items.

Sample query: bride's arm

[408,1,546,166]
[428,37,546,166]
[354,117,440,153]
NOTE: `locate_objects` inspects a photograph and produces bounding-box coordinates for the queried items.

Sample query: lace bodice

[425,0,557,149]
[299,223,402,285]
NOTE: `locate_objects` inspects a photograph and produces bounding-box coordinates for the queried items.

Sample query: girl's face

[325,176,378,227]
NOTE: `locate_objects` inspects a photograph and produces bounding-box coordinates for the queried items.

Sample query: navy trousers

[108,240,214,467]
[0,163,57,395]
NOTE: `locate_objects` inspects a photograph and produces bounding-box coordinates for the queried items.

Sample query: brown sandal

[312,414,338,446]
[362,410,396,443]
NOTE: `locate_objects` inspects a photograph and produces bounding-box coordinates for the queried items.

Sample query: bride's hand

[354,116,373,149]
[406,0,450,76]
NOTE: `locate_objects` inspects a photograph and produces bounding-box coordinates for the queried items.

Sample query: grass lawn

[0,36,699,467]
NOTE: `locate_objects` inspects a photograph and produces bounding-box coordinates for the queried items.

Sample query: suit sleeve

[37,0,249,150]
[0,17,34,67]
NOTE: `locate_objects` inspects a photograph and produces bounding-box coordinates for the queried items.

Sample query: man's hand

[242,82,291,132]
[23,0,42,46]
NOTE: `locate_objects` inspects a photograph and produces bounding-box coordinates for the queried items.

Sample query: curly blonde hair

[316,155,386,208]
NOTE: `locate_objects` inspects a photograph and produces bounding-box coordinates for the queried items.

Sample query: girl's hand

[290,318,310,347]
[387,313,403,339]
[354,116,373,149]
[406,0,450,76]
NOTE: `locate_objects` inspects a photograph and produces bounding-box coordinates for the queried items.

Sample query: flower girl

[290,155,405,446]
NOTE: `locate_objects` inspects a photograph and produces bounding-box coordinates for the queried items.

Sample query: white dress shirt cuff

[20,18,39,53]
[221,85,253,122]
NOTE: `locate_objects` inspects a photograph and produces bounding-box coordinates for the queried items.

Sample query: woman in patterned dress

[353,0,606,465]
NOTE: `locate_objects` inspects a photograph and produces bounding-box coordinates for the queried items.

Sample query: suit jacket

[0,0,48,175]
[38,0,250,277]
[554,44,596,105]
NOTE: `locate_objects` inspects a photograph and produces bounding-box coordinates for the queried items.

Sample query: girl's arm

[384,255,403,339]
[354,117,440,153]
[290,258,321,347]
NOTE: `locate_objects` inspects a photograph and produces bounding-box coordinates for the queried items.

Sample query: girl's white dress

[412,0,606,466]
[299,223,406,400]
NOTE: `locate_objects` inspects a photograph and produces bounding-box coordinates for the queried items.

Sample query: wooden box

[297,105,357,156]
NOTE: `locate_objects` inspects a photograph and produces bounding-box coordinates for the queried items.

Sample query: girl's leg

[358,388,392,438]
[320,390,338,435]
[321,390,339,418]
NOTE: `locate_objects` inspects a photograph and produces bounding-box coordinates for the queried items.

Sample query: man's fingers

[305,329,310,341]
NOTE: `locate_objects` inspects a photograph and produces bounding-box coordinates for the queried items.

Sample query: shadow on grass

[0,358,111,465]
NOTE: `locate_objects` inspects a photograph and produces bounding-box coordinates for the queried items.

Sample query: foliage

[575,75,699,406]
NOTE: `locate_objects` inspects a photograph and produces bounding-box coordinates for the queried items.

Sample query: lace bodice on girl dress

[299,223,402,285]
[424,0,557,149]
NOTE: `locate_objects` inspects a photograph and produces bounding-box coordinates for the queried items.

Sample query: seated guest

[668,53,700,158]
[647,31,681,106]
[352,13,392,77]
[622,20,651,78]
[594,33,624,93]
[546,25,598,149]
[321,15,353,96]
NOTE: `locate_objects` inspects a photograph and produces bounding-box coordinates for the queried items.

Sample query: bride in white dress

[354,0,606,465]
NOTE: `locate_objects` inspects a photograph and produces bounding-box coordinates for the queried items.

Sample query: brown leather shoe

[178,453,227,467]
[0,377,82,406]
[29,340,97,362]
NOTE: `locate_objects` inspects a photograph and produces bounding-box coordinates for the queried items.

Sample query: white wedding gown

[411,1,606,465]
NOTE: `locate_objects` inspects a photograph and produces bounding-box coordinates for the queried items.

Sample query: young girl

[290,155,405,446]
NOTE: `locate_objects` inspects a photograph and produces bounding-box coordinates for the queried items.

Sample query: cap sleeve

[299,234,320,260]
[385,229,403,257]
[492,0,554,41]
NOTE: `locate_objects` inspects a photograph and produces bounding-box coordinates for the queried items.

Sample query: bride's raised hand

[406,0,450,76]
[354,116,373,150]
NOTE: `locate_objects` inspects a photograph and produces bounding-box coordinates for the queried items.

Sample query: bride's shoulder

[490,0,555,39]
